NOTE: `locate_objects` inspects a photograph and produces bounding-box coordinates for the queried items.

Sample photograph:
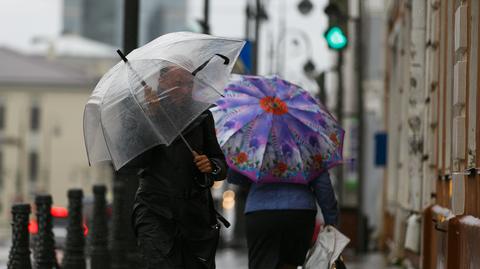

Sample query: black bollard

[90,185,110,269]
[110,181,128,269]
[7,204,32,269]
[34,195,58,269]
[62,189,86,269]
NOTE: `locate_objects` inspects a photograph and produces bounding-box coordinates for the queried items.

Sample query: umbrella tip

[116,49,128,63]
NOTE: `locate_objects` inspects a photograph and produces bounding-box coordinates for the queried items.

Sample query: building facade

[63,0,188,47]
[383,0,480,267]
[0,48,112,235]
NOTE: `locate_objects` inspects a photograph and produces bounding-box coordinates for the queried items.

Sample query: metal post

[123,0,140,54]
[315,71,327,104]
[7,204,32,269]
[62,189,86,269]
[252,0,261,75]
[245,4,251,40]
[355,4,366,252]
[203,0,210,34]
[110,181,128,269]
[90,185,110,269]
[34,195,57,269]
[336,50,344,205]
[121,1,142,266]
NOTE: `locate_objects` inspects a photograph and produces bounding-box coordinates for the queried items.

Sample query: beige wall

[0,85,112,232]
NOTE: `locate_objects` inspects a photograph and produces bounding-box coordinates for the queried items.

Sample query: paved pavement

[215,247,401,269]
[216,247,249,269]
[344,253,401,269]
[0,243,401,269]
[0,241,9,267]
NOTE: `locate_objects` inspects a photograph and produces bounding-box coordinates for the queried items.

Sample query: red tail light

[51,206,68,218]
[28,220,38,234]
[83,223,89,236]
[29,206,89,237]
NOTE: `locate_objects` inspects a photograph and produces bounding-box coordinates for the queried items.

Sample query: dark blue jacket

[228,170,338,225]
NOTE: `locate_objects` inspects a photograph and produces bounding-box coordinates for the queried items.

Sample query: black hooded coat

[126,110,227,269]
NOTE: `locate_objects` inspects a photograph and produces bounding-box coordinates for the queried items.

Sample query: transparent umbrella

[83,32,245,170]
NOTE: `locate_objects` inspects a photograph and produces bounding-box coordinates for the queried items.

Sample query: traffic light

[323,1,348,51]
[324,26,348,50]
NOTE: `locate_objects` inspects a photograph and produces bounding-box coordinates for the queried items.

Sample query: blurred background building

[0,48,112,232]
[0,0,479,268]
[63,0,188,47]
[383,0,480,268]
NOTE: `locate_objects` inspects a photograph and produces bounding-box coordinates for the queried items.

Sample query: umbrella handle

[191,53,230,76]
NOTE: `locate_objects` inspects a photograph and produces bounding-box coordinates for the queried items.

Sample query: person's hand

[144,85,158,105]
[193,151,213,173]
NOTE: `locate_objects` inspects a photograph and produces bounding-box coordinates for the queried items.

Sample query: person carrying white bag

[304,225,350,269]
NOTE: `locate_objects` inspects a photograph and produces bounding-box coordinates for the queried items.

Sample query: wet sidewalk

[345,253,401,269]
[215,248,400,269]
[216,248,248,268]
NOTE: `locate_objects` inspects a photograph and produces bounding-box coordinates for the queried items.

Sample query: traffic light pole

[121,0,141,265]
[203,0,210,34]
[252,0,261,75]
[355,6,365,253]
[336,50,344,205]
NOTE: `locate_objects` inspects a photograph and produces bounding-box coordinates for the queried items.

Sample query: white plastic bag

[304,225,350,269]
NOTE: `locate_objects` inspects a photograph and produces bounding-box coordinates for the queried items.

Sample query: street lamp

[297,0,314,15]
[276,27,315,76]
[303,59,316,76]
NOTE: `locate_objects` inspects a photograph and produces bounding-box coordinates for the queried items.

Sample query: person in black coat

[124,66,228,269]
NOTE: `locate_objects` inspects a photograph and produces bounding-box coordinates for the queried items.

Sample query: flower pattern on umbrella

[211,74,344,184]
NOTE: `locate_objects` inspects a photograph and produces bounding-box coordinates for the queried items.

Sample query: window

[0,102,5,130]
[30,105,40,131]
[29,152,38,182]
[0,151,3,188]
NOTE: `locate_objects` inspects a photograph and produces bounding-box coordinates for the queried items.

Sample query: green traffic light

[324,26,348,50]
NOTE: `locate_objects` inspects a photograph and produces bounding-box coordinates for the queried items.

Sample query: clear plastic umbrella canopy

[83,32,245,170]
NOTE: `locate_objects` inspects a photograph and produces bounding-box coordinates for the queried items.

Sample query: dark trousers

[133,201,219,269]
[246,210,316,269]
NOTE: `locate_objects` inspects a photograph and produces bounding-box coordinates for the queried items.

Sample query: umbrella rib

[116,56,195,153]
[253,113,274,178]
[131,86,194,152]
[256,115,274,178]
[287,108,337,142]
[128,36,244,61]
[98,106,116,169]
[285,110,336,150]
[218,106,264,143]
[91,65,126,169]
[285,109,319,132]
[264,115,306,174]
[280,115,309,174]
[82,106,94,166]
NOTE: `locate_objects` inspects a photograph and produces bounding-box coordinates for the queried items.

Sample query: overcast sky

[0,0,63,51]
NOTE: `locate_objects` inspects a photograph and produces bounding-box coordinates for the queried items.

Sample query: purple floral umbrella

[211,74,344,184]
